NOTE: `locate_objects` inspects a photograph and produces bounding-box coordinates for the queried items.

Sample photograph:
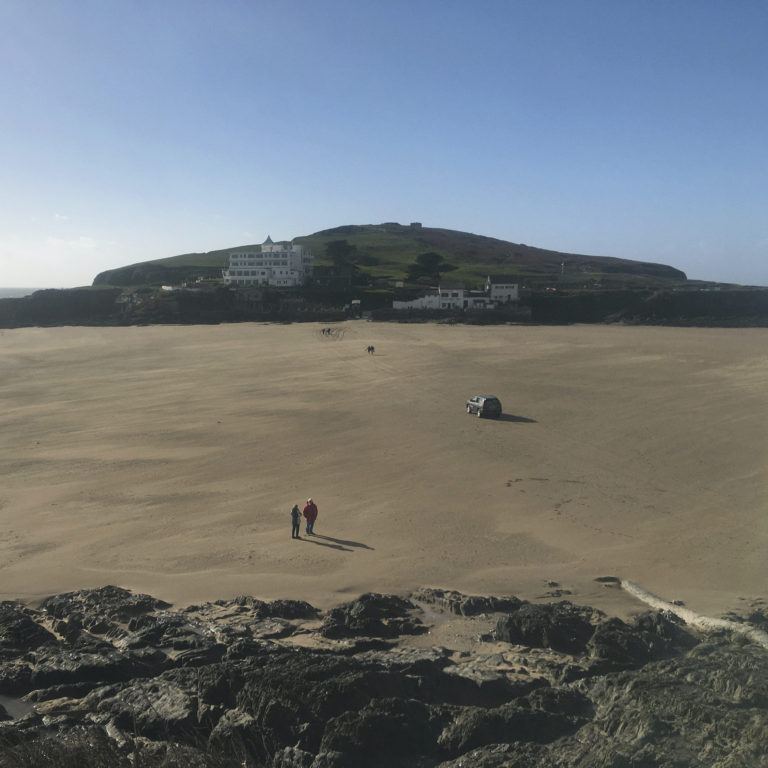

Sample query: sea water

[0,288,47,298]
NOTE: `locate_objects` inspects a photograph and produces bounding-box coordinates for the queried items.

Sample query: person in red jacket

[302,498,318,535]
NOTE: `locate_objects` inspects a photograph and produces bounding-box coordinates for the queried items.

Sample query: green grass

[95,222,692,290]
[141,248,240,269]
[296,224,688,288]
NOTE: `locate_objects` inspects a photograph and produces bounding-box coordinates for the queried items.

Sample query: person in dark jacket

[290,504,301,539]
[302,498,318,535]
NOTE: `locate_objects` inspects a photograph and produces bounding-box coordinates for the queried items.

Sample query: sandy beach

[0,322,765,618]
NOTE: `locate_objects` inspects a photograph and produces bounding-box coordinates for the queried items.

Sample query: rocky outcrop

[0,586,765,767]
[320,593,427,639]
[0,601,58,658]
[493,601,600,654]
[413,588,523,616]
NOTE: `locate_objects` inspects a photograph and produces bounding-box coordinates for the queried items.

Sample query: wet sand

[0,322,766,618]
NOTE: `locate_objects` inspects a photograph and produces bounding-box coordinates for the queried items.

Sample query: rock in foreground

[0,586,766,767]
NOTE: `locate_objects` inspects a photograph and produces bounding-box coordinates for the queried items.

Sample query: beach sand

[0,322,766,619]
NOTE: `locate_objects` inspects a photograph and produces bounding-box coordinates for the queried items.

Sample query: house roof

[263,235,274,245]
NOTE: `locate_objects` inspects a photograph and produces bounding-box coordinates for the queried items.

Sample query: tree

[407,252,456,281]
[416,252,443,273]
[325,240,358,270]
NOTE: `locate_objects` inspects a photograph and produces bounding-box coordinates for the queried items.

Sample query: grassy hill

[9,224,768,327]
[296,223,687,288]
[92,222,687,289]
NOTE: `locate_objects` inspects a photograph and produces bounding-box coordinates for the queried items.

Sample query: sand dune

[1,322,766,617]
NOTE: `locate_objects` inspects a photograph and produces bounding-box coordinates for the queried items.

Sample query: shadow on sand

[310,533,375,550]
[497,413,537,423]
[298,536,353,552]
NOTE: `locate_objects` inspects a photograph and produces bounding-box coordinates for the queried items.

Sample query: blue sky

[2,0,767,287]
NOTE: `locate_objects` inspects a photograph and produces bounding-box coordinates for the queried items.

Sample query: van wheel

[467,406,472,413]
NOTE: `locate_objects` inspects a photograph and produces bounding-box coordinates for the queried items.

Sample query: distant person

[291,504,301,539]
[303,498,318,535]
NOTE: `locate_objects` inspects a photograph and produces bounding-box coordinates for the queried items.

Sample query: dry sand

[0,322,766,619]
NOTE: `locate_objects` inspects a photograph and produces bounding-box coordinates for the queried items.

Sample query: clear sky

[2,0,767,288]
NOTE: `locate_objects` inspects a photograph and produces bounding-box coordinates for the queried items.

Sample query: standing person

[302,498,318,535]
[290,504,301,539]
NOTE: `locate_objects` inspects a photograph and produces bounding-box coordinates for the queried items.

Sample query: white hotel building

[222,237,313,288]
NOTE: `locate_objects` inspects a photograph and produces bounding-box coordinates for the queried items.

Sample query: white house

[393,285,495,310]
[392,293,441,311]
[485,276,519,303]
[222,236,313,288]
